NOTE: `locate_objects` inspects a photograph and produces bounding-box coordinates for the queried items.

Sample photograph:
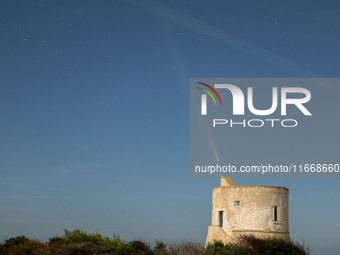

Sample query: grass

[0,229,310,255]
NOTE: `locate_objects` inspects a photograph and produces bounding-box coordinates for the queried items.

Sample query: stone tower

[206,176,289,246]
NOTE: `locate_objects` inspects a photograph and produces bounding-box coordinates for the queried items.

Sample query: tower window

[272,206,281,221]
[219,211,223,227]
[234,201,240,207]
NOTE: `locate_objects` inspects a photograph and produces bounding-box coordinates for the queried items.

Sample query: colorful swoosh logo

[196,82,222,106]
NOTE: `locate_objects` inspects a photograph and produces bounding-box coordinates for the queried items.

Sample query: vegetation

[206,235,309,255]
[0,229,309,255]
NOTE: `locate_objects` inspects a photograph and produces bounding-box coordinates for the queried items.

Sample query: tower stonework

[206,176,289,246]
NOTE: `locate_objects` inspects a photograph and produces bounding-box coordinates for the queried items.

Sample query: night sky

[1,1,340,254]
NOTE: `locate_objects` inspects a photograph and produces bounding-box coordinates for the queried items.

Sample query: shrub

[47,229,130,254]
[128,240,153,255]
[206,235,310,255]
[0,230,310,255]
[0,236,43,255]
[153,241,168,255]
[3,236,29,247]
[106,233,126,247]
[206,240,250,255]
[48,236,68,245]
[61,242,119,255]
[167,241,208,255]
[62,229,104,244]
[237,234,266,254]
[263,237,309,255]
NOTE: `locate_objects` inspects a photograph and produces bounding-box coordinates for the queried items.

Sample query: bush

[47,229,130,254]
[48,236,68,245]
[167,241,208,255]
[60,242,119,255]
[3,236,29,247]
[206,240,250,255]
[206,235,310,255]
[0,230,310,255]
[62,229,104,244]
[237,234,266,254]
[128,240,153,255]
[263,237,309,255]
[153,241,168,255]
[0,236,43,255]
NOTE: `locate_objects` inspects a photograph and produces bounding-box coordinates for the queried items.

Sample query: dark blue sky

[1,1,340,254]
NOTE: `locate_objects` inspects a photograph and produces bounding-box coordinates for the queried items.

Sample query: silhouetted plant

[153,240,168,255]
[128,240,153,255]
[48,236,68,245]
[3,236,29,247]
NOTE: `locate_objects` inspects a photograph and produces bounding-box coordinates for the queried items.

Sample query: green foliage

[62,229,104,244]
[206,235,310,255]
[206,240,250,255]
[102,233,130,253]
[49,229,130,254]
[108,233,126,247]
[264,237,310,255]
[48,236,68,245]
[0,236,42,255]
[3,236,29,247]
[0,230,310,255]
[153,241,167,255]
[128,240,153,255]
